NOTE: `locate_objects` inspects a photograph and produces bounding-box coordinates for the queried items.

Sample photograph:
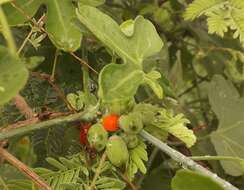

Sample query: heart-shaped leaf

[76,5,163,65]
[0,46,28,105]
[208,75,244,176]
[98,63,144,103]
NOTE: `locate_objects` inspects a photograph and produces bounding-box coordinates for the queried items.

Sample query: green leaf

[152,109,196,148]
[76,5,163,65]
[144,71,163,99]
[0,0,11,5]
[2,0,43,25]
[45,0,82,52]
[126,140,148,180]
[79,0,105,7]
[0,46,28,106]
[208,75,244,176]
[184,0,244,45]
[98,63,144,103]
[171,169,224,190]
[120,19,135,37]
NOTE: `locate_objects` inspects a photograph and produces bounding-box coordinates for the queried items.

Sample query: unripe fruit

[102,114,120,132]
[106,135,129,167]
[121,133,139,149]
[87,124,108,152]
[119,112,143,134]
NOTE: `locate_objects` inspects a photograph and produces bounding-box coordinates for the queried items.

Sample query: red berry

[79,124,91,145]
[102,114,120,132]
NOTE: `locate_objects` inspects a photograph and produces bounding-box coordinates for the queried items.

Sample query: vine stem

[0,106,98,141]
[140,130,239,190]
[0,147,53,190]
[89,152,107,190]
[0,6,16,55]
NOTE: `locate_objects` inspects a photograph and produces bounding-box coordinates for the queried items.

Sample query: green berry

[106,135,129,167]
[121,133,139,149]
[119,112,143,134]
[87,124,108,152]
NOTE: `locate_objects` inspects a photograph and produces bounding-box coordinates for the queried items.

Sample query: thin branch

[51,49,59,81]
[17,14,46,55]
[13,94,35,119]
[0,106,98,141]
[10,2,98,74]
[31,72,77,113]
[0,147,53,190]
[70,52,98,75]
[117,171,139,190]
[0,6,16,55]
[140,130,239,190]
[89,152,107,190]
[0,176,9,190]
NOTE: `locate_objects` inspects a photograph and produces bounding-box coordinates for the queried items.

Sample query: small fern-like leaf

[184,0,225,20]
[185,0,244,45]
[126,140,148,180]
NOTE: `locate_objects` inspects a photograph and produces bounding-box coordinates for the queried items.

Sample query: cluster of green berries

[79,114,141,167]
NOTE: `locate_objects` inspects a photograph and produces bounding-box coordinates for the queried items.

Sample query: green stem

[88,152,107,190]
[0,106,98,141]
[0,176,9,190]
[0,6,16,55]
[51,49,59,81]
[140,130,238,190]
[191,156,244,163]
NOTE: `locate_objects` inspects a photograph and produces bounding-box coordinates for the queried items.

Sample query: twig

[117,171,139,190]
[140,130,239,190]
[0,6,16,55]
[17,14,46,55]
[31,72,77,113]
[0,176,9,190]
[10,2,98,75]
[89,152,107,190]
[13,94,35,119]
[0,106,98,141]
[70,52,98,74]
[0,147,53,190]
[51,49,59,81]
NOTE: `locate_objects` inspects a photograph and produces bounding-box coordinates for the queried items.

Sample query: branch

[13,94,35,119]
[89,152,107,190]
[0,147,53,190]
[140,130,239,190]
[0,106,98,141]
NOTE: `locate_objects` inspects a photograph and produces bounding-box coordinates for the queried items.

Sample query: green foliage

[171,169,224,190]
[2,0,43,25]
[126,140,148,180]
[76,5,164,66]
[151,109,196,148]
[45,0,82,52]
[1,0,244,189]
[98,63,143,104]
[79,0,105,7]
[0,46,28,106]
[184,0,244,45]
[208,75,244,176]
